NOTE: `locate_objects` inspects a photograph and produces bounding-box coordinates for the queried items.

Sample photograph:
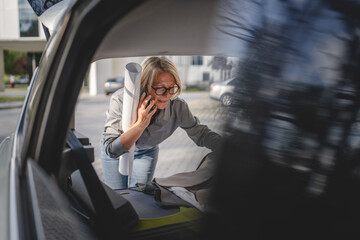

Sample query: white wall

[171,56,189,88]
[175,56,214,88]
[89,59,112,96]
[0,0,20,39]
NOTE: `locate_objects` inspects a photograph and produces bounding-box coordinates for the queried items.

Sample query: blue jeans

[100,138,159,189]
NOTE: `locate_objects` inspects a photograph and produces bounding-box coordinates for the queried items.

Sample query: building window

[19,0,39,37]
[203,72,210,81]
[192,56,203,65]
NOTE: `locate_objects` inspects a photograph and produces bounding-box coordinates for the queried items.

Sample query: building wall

[88,56,238,95]
[0,0,19,39]
[0,0,46,91]
[186,56,213,88]
[0,0,46,39]
[173,56,236,88]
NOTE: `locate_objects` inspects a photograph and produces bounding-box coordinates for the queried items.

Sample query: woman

[101,56,221,189]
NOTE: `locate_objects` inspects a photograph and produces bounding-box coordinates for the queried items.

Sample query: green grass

[184,87,207,92]
[0,96,25,102]
[6,85,29,90]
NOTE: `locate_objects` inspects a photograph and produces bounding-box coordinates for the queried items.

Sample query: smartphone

[141,88,152,109]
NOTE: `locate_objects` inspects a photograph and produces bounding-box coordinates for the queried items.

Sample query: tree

[4,50,28,75]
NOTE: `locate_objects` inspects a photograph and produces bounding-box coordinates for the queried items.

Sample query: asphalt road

[0,108,21,142]
[0,90,226,180]
[0,88,27,143]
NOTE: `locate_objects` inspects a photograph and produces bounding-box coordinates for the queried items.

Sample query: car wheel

[221,94,232,106]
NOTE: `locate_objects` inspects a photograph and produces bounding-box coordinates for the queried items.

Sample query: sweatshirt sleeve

[102,89,129,158]
[178,100,222,152]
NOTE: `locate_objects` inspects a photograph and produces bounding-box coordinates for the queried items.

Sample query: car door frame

[9,0,144,239]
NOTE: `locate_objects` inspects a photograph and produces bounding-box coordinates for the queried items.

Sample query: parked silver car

[15,75,29,85]
[104,77,124,95]
[209,78,235,106]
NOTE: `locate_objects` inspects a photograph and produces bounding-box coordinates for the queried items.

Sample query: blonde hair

[140,56,182,99]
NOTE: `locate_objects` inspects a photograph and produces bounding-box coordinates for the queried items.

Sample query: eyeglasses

[151,85,179,96]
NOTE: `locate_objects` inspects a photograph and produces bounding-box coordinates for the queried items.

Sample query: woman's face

[148,71,176,110]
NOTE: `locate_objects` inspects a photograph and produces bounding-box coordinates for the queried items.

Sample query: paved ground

[0,87,27,109]
[0,88,228,181]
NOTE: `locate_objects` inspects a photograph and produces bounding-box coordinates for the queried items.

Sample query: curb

[0,101,24,110]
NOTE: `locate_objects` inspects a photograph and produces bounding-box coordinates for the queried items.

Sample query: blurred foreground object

[206,0,360,239]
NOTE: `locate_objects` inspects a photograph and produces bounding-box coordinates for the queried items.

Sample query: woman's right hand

[135,92,157,129]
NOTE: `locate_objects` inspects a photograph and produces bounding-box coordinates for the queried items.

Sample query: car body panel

[1,1,146,239]
[0,135,12,240]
